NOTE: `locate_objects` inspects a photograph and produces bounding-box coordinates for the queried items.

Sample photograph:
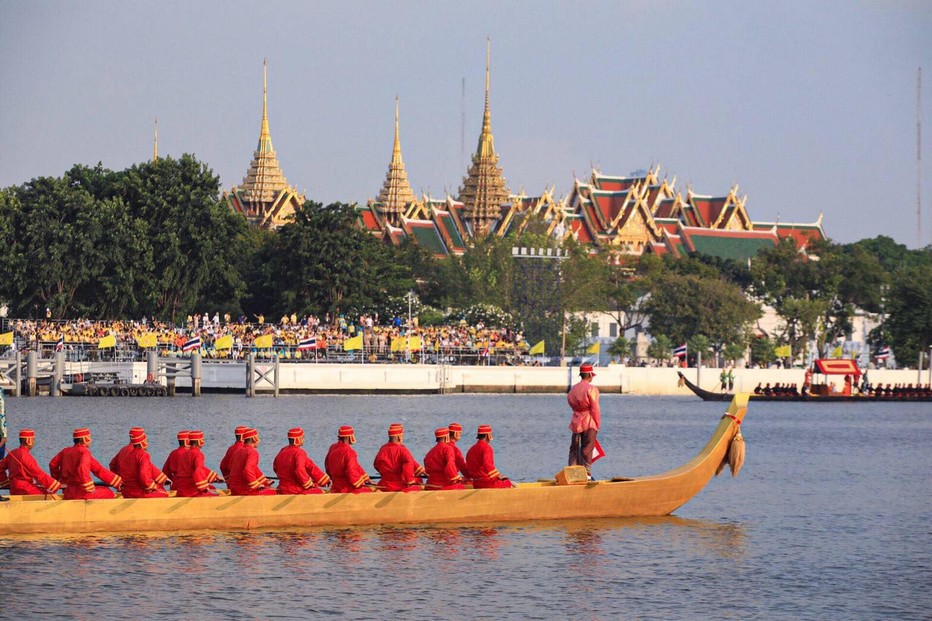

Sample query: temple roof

[456,39,510,237]
[228,60,304,228]
[375,97,419,216]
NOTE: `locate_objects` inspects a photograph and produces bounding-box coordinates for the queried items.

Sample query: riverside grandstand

[1,315,532,366]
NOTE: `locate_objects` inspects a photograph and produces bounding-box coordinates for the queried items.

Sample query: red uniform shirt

[226,444,275,495]
[466,441,511,489]
[273,444,329,495]
[0,446,61,495]
[325,442,372,493]
[219,441,243,481]
[49,445,122,500]
[567,379,601,433]
[373,442,423,492]
[189,446,220,494]
[117,447,168,498]
[162,447,191,492]
[450,441,468,478]
[424,442,464,490]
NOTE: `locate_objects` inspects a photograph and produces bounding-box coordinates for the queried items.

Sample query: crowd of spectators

[2,313,531,365]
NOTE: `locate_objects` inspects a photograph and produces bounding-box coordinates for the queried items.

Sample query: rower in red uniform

[187,431,221,496]
[0,429,61,496]
[448,422,469,480]
[162,430,191,493]
[110,427,169,492]
[325,425,374,493]
[423,427,465,490]
[49,428,123,500]
[109,427,146,476]
[466,425,514,489]
[117,429,170,498]
[220,425,249,484]
[373,423,424,492]
[273,428,330,495]
[226,428,276,496]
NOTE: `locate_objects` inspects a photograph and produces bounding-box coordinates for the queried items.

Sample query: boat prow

[0,395,749,536]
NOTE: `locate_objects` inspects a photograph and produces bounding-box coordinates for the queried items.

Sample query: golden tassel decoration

[728,429,745,477]
[715,450,729,477]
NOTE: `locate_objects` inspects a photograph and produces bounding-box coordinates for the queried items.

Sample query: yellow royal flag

[831,346,843,358]
[98,334,116,349]
[774,345,792,358]
[136,333,157,349]
[391,336,405,352]
[529,340,545,355]
[586,342,601,355]
[409,336,422,352]
[343,334,363,351]
[0,331,13,346]
[254,334,273,349]
[214,335,234,351]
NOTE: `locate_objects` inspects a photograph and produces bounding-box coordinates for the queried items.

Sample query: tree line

[1,155,930,365]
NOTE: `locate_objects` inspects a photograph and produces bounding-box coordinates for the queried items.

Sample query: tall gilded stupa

[369,97,421,228]
[225,59,305,229]
[457,39,510,239]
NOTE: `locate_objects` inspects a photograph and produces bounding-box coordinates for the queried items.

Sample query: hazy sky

[2,2,931,247]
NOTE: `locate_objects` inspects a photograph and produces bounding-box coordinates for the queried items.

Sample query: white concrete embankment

[56,361,928,395]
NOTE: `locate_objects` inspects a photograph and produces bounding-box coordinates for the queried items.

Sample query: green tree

[723,341,747,366]
[645,272,761,349]
[647,334,673,364]
[884,263,932,363]
[608,336,632,362]
[687,334,712,366]
[750,336,776,367]
[120,155,248,321]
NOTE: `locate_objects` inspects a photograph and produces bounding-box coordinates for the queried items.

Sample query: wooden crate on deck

[554,466,589,485]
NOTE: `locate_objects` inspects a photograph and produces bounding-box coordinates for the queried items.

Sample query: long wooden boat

[678,372,932,402]
[0,395,748,536]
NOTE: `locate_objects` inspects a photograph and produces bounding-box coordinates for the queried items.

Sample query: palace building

[224,60,305,229]
[357,41,560,256]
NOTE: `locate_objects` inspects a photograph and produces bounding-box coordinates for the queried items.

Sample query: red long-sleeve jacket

[424,442,464,490]
[162,447,191,492]
[0,446,61,495]
[325,442,371,493]
[373,442,423,491]
[50,445,122,500]
[226,444,273,495]
[273,445,329,494]
[219,441,243,481]
[567,379,601,433]
[117,447,168,498]
[466,441,511,489]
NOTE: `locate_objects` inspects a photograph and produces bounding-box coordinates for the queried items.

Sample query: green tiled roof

[687,234,776,260]
[409,224,447,255]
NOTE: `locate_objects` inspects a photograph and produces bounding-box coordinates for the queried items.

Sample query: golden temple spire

[258,58,273,153]
[458,37,510,239]
[376,96,418,226]
[478,37,495,158]
[152,117,158,162]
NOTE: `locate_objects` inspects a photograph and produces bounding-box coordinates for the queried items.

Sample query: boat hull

[677,372,931,402]
[0,395,749,536]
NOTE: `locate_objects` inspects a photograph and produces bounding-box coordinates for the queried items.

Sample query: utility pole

[918,67,923,248]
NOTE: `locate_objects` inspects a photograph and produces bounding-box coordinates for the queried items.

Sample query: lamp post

[405,291,415,363]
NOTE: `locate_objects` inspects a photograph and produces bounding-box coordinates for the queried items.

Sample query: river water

[1,394,929,620]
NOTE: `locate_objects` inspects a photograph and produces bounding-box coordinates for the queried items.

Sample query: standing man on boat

[273,427,330,494]
[0,429,62,495]
[187,431,221,496]
[226,428,276,495]
[117,429,170,498]
[448,422,469,479]
[466,425,514,489]
[325,425,374,493]
[49,428,123,500]
[220,426,249,483]
[567,363,601,480]
[424,427,465,490]
[373,423,424,492]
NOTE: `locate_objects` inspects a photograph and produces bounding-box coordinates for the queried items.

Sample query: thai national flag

[875,346,891,360]
[54,336,64,352]
[182,336,201,353]
[298,336,317,351]
[672,343,687,358]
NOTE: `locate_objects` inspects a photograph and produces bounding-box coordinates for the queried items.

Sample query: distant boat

[0,395,750,536]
